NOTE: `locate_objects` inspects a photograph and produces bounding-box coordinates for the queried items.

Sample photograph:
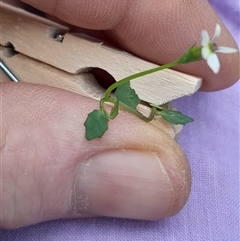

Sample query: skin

[1,0,239,229]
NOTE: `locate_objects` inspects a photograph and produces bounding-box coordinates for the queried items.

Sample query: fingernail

[70,149,174,220]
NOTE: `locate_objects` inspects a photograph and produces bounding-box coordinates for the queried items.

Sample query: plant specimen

[84,24,238,140]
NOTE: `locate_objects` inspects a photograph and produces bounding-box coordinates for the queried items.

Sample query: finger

[20,0,239,91]
[1,83,191,229]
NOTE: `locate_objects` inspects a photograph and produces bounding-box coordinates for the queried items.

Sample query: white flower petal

[201,46,211,59]
[207,53,220,74]
[212,24,221,42]
[215,46,238,53]
[201,30,210,46]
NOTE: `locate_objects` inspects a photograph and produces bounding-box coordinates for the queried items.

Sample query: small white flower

[201,24,238,74]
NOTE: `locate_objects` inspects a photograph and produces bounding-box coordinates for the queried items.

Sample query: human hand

[1,0,239,229]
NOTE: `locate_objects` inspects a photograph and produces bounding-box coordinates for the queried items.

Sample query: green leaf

[115,82,140,109]
[84,110,109,140]
[159,109,194,125]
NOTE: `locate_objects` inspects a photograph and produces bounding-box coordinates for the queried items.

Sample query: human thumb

[1,82,191,229]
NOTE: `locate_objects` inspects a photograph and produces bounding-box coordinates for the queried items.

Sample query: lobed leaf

[115,82,140,109]
[84,110,109,140]
[159,109,194,125]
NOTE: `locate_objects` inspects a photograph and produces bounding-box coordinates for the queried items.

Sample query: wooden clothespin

[0,1,202,139]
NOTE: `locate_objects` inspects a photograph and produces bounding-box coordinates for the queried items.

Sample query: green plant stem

[103,97,157,122]
[104,59,181,100]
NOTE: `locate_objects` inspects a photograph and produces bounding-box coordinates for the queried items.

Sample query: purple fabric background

[1,0,239,240]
